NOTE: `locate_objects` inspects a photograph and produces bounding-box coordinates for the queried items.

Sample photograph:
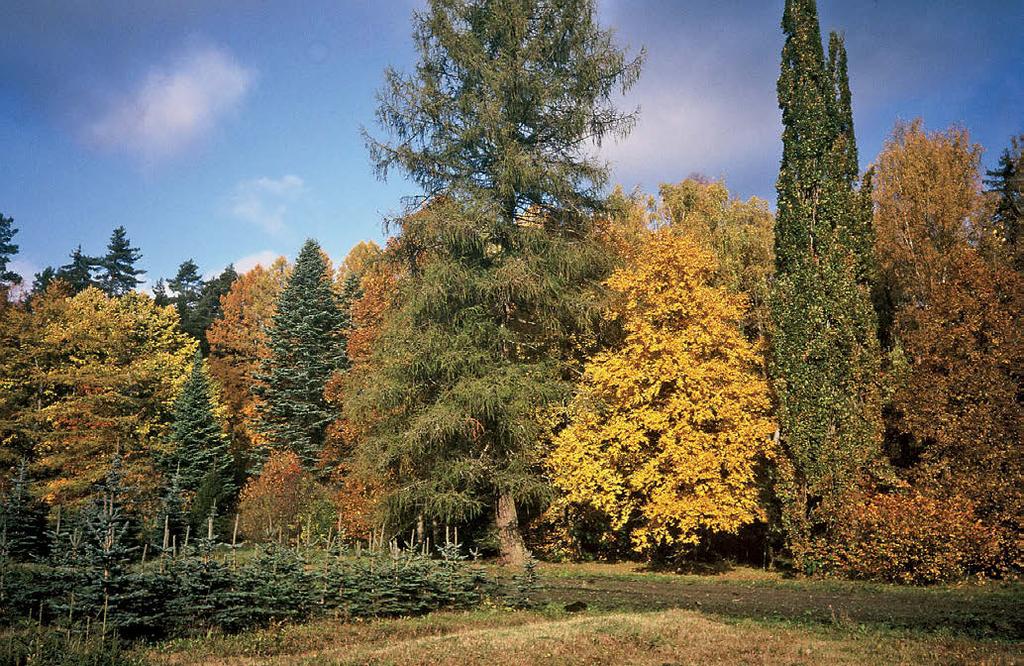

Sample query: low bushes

[824,492,1001,584]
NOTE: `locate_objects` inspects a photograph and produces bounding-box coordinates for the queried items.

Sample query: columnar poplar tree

[256,239,346,469]
[99,226,144,297]
[356,0,642,563]
[770,0,884,561]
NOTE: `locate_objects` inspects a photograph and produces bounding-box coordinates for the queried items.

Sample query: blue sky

[2,0,1021,290]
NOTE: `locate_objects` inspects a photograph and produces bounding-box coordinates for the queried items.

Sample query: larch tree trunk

[495,493,530,566]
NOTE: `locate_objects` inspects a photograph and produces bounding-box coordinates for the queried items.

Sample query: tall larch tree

[256,240,346,470]
[98,226,144,297]
[770,0,884,562]
[354,0,642,563]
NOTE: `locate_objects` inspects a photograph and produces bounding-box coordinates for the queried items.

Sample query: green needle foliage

[770,0,885,564]
[170,354,231,495]
[356,0,642,563]
[0,460,50,561]
[98,226,144,297]
[0,213,20,289]
[256,239,346,470]
[56,246,101,294]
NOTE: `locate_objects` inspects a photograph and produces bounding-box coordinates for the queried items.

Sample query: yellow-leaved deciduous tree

[549,229,775,553]
[659,177,775,340]
[27,286,196,508]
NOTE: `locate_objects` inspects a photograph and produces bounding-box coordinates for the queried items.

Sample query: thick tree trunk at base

[495,493,530,566]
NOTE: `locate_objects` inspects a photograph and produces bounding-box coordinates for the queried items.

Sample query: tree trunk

[495,493,530,566]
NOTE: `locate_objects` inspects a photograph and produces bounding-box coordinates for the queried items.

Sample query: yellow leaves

[18,287,196,507]
[549,229,775,554]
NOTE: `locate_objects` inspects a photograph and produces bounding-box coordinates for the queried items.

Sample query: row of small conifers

[1,542,537,644]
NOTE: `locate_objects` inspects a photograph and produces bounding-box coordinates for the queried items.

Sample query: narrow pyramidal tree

[170,353,232,503]
[770,0,885,561]
[256,239,346,470]
[354,0,643,564]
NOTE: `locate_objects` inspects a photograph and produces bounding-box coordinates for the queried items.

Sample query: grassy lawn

[140,562,1024,665]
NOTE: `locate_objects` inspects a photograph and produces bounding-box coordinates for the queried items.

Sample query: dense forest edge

[0,0,1022,662]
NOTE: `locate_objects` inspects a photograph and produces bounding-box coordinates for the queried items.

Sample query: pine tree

[152,278,172,307]
[0,213,20,288]
[157,468,188,553]
[99,226,144,297]
[355,0,642,563]
[30,266,57,297]
[193,265,238,354]
[169,353,231,495]
[56,246,100,294]
[0,460,50,561]
[77,457,138,634]
[770,0,884,562]
[984,134,1024,269]
[256,239,346,469]
[169,259,204,337]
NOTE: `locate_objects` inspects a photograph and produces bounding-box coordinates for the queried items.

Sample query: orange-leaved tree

[207,258,289,470]
[873,120,1024,572]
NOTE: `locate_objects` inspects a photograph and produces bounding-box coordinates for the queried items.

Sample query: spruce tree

[56,245,100,294]
[0,461,50,561]
[0,213,20,288]
[99,226,144,297]
[169,354,231,495]
[770,0,884,562]
[256,239,346,469]
[356,0,642,563]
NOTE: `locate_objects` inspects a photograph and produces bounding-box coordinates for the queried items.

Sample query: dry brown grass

[146,607,1022,666]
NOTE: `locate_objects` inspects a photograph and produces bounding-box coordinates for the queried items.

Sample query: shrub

[237,452,335,544]
[824,492,1001,584]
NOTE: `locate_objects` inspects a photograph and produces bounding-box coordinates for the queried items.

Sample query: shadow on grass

[536,568,1024,642]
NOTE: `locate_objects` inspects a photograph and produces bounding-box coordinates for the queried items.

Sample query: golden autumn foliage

[207,258,289,463]
[548,230,775,553]
[20,286,195,508]
[659,177,775,339]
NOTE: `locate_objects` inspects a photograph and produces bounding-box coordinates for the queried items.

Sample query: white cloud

[600,86,780,191]
[6,259,38,301]
[230,175,306,234]
[87,44,253,162]
[233,250,282,274]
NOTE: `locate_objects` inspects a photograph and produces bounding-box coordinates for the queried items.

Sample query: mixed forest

[0,0,1022,658]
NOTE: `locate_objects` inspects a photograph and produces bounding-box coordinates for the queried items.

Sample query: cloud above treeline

[230,175,306,235]
[85,44,254,163]
[233,250,283,274]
